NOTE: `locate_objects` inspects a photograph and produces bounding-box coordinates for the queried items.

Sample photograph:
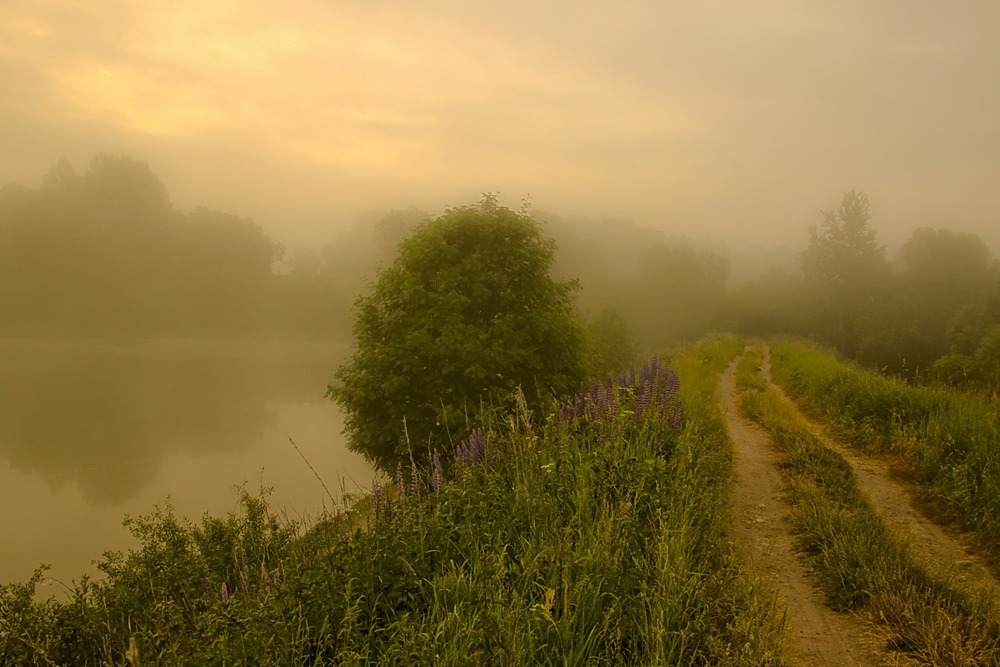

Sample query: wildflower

[220,581,229,603]
[395,463,405,497]
[468,428,490,465]
[431,451,443,493]
[636,381,651,422]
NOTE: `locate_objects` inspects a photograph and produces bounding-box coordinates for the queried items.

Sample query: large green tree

[328,196,587,470]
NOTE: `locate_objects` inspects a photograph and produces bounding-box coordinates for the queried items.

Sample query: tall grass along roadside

[1,334,791,665]
[769,339,1000,563]
[736,346,1000,666]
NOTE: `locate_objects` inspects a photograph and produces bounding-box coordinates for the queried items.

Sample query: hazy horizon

[3,1,999,252]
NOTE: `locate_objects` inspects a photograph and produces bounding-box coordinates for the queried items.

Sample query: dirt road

[720,357,878,666]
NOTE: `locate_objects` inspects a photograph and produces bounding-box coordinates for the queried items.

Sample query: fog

[2,2,1000,252]
[3,1,1000,587]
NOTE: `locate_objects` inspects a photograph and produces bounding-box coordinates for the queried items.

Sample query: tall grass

[769,339,1000,560]
[1,334,791,665]
[736,347,1000,665]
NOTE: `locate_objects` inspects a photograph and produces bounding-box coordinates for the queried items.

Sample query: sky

[2,0,999,253]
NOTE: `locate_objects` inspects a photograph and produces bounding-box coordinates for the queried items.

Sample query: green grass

[769,339,1000,562]
[1,334,793,666]
[735,346,1000,665]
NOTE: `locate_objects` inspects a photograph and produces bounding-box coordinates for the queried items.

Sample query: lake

[0,338,374,594]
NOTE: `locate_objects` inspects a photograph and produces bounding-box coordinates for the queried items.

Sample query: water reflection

[0,340,341,503]
[0,339,374,587]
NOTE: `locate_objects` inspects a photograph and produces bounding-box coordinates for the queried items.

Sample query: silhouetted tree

[0,155,281,336]
[799,190,890,360]
[892,228,998,372]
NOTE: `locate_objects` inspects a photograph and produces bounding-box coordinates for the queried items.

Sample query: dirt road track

[720,357,878,667]
[762,349,1000,602]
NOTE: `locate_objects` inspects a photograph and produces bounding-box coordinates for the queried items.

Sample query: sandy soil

[720,357,879,666]
[761,348,1000,602]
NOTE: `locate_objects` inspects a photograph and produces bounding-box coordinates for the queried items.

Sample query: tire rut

[761,346,1000,602]
[720,355,878,667]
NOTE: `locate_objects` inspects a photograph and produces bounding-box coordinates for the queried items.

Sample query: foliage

[541,212,731,348]
[585,305,639,377]
[329,195,587,471]
[798,190,891,362]
[931,325,1000,392]
[887,228,1000,373]
[1,337,793,665]
[0,155,281,337]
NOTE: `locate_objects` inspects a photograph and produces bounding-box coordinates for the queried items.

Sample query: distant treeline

[728,191,1000,389]
[0,155,729,347]
[3,157,997,390]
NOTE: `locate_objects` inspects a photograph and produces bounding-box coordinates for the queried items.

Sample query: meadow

[735,346,999,665]
[1,335,793,665]
[769,339,1000,563]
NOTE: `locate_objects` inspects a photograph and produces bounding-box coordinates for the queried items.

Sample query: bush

[329,195,587,471]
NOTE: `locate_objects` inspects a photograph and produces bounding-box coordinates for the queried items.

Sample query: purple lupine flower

[220,581,229,603]
[671,399,683,429]
[410,461,419,495]
[636,380,651,422]
[431,451,443,493]
[469,428,489,465]
[628,362,636,388]
[395,463,405,497]
[665,369,680,396]
[601,377,615,421]
[588,382,600,420]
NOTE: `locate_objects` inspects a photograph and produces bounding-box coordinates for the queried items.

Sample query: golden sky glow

[2,0,999,249]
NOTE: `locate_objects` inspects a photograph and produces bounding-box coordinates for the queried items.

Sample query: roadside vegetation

[769,339,1000,563]
[735,346,1000,665]
[2,335,795,665]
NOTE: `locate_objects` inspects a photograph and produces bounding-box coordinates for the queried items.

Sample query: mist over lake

[0,338,373,589]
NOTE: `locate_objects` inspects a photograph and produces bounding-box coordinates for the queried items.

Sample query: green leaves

[330,197,587,471]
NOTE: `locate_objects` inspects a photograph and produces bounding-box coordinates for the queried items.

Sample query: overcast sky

[2,1,999,252]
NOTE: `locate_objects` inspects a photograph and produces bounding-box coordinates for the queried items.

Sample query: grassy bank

[735,346,999,665]
[2,335,791,665]
[769,339,1000,561]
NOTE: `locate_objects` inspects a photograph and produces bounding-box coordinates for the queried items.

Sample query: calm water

[0,338,373,592]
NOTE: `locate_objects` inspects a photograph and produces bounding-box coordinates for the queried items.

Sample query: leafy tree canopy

[328,195,587,470]
[799,190,891,358]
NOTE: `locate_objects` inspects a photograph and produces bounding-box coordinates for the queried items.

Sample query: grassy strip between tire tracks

[769,338,1000,563]
[736,346,1000,666]
[2,334,792,666]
